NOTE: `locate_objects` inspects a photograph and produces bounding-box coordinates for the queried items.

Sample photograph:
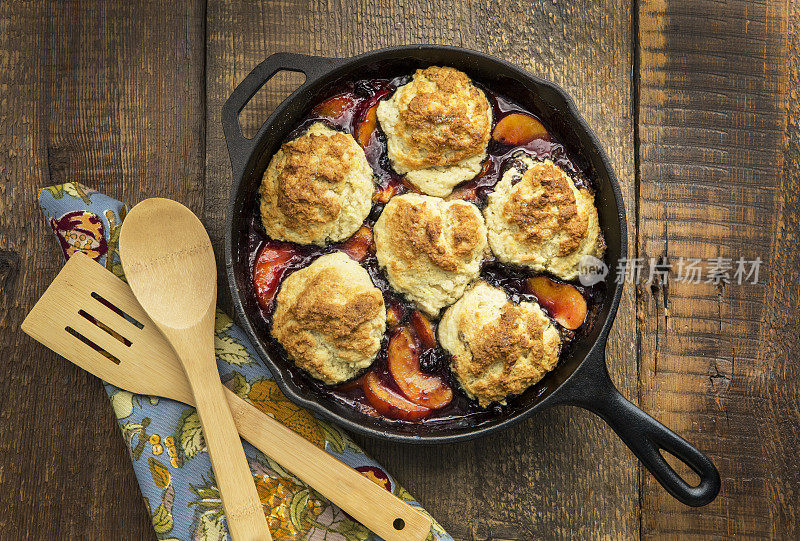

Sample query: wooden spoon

[119,198,271,541]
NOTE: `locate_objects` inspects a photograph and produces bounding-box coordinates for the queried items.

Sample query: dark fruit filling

[247,74,605,425]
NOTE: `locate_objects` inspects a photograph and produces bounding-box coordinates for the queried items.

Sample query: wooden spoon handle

[224,388,432,541]
[190,374,271,540]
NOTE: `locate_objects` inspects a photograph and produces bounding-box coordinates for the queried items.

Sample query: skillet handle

[554,346,721,507]
[221,53,344,180]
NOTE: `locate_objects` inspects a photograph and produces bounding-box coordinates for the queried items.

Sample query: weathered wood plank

[638,0,799,537]
[0,2,205,539]
[205,1,637,538]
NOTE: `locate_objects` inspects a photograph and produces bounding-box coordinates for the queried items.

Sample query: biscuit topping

[376,67,493,197]
[271,253,386,384]
[398,67,491,168]
[386,195,482,272]
[438,282,561,407]
[276,130,351,227]
[505,160,589,256]
[277,267,383,359]
[470,304,545,374]
[373,193,488,316]
[483,157,604,280]
[259,123,374,246]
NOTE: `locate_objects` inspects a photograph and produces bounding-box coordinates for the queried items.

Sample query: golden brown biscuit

[438,281,561,407]
[483,156,604,280]
[373,193,488,317]
[376,66,492,197]
[259,122,374,246]
[271,252,386,384]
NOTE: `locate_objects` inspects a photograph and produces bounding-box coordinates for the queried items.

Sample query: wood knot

[0,250,20,297]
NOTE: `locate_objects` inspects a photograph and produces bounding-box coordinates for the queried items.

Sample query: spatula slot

[64,326,122,365]
[77,309,132,347]
[91,291,144,329]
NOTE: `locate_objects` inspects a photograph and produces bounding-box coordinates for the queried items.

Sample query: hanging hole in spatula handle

[221,52,345,179]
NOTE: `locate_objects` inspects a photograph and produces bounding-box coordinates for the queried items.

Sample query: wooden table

[1,1,798,539]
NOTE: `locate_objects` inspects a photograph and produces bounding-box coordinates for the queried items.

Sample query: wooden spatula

[21,251,432,541]
[117,198,270,541]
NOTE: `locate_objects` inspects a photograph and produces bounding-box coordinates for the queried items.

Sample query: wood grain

[4,0,798,539]
[638,0,800,537]
[204,1,638,539]
[0,1,204,539]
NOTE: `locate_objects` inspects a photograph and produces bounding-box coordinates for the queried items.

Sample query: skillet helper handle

[221,52,344,180]
[224,387,433,541]
[558,350,721,507]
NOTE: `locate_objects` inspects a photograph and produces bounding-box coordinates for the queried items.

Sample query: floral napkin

[38,183,450,541]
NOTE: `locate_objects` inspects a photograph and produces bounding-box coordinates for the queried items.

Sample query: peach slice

[253,243,299,310]
[355,103,379,148]
[363,371,432,421]
[410,311,437,350]
[313,94,355,119]
[373,181,400,204]
[526,276,588,329]
[387,327,453,409]
[492,113,548,146]
[339,225,373,262]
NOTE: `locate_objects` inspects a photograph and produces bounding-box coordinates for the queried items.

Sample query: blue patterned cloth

[38,183,450,541]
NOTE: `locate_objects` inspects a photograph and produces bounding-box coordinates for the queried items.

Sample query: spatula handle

[224,387,433,541]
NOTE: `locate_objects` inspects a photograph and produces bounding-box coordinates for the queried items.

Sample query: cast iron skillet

[222,46,720,507]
